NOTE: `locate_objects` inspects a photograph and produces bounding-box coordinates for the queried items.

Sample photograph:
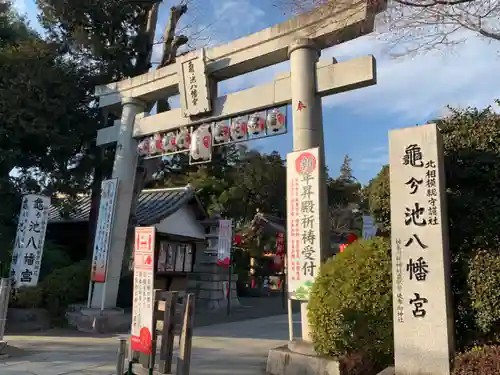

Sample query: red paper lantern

[347,233,358,244]
[234,233,242,245]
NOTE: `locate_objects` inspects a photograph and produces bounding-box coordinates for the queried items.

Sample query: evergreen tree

[339,154,354,183]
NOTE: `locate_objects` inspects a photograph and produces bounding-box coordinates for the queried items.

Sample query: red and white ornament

[149,133,164,154]
[190,124,212,161]
[213,120,230,144]
[137,137,151,156]
[175,128,191,150]
[247,112,266,135]
[266,108,286,133]
[162,132,177,152]
[230,117,248,140]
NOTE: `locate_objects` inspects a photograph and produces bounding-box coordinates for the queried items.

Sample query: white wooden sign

[286,147,321,301]
[90,178,118,282]
[131,227,156,355]
[216,219,232,267]
[10,194,50,288]
[178,51,211,117]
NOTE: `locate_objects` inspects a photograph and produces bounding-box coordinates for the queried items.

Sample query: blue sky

[14,0,500,184]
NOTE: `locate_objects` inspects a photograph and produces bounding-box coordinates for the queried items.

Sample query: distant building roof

[48,185,207,225]
[253,212,285,233]
[252,211,353,244]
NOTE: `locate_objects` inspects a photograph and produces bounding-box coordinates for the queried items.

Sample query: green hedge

[11,260,90,317]
[468,249,500,340]
[308,238,392,368]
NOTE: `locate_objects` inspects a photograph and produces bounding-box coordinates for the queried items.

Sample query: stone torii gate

[91,0,386,341]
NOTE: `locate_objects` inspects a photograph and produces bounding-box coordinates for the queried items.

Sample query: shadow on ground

[1,312,298,374]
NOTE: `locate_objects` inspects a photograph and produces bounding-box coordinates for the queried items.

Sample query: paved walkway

[0,314,300,375]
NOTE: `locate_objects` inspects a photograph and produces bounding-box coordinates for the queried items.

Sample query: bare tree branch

[276,0,500,56]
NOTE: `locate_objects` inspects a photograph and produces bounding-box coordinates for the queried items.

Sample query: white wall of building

[155,205,205,239]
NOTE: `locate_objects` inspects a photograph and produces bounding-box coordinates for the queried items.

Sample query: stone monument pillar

[389,123,454,375]
[187,218,240,311]
[288,38,329,342]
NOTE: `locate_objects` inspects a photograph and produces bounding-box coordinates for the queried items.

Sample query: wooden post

[176,294,195,375]
[158,291,178,374]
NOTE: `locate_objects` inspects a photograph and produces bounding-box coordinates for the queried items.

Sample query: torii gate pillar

[90,97,146,308]
[288,39,329,342]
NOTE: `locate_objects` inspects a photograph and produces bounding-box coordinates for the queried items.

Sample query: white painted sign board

[286,147,321,301]
[389,123,454,375]
[217,219,232,267]
[91,178,118,282]
[131,227,156,355]
[10,194,50,288]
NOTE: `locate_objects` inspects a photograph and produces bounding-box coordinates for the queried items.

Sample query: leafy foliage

[468,249,500,340]
[36,0,160,79]
[10,285,44,309]
[0,4,97,244]
[366,104,500,347]
[339,154,354,183]
[40,259,91,316]
[452,345,500,375]
[39,241,73,281]
[366,165,390,233]
[308,238,393,365]
[10,259,90,317]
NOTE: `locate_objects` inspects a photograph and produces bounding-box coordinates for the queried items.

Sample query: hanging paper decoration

[136,105,287,159]
[266,108,286,133]
[175,127,191,150]
[163,132,177,152]
[190,124,212,162]
[149,133,164,154]
[213,120,231,144]
[230,116,248,140]
[234,233,242,246]
[347,233,358,244]
[137,137,150,156]
[247,112,266,136]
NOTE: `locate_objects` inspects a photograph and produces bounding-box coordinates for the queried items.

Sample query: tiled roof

[48,185,203,225]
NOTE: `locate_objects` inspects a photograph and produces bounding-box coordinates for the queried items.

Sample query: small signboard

[217,219,232,267]
[131,227,156,355]
[286,147,321,301]
[362,215,377,240]
[10,194,50,288]
[91,178,118,282]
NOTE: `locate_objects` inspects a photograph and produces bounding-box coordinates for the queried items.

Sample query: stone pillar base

[266,343,340,375]
[187,267,240,311]
[66,304,130,333]
[267,343,395,375]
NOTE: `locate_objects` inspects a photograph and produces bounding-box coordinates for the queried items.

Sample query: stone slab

[266,345,340,375]
[66,306,129,333]
[377,367,395,375]
[389,124,454,375]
